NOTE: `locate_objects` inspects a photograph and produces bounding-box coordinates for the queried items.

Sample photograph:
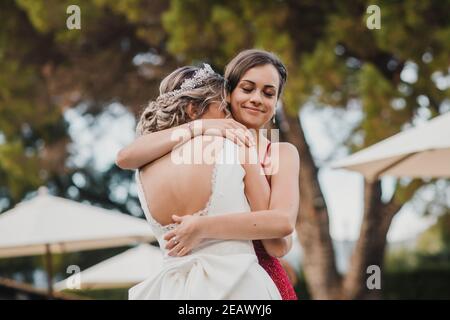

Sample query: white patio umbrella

[331,112,450,181]
[0,187,155,294]
[54,243,163,291]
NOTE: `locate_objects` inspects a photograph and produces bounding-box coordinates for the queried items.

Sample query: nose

[249,90,263,106]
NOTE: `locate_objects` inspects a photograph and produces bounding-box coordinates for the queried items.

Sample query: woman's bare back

[139,136,224,226]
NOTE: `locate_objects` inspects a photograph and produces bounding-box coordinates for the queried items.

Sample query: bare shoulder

[262,142,299,177]
[272,142,299,164]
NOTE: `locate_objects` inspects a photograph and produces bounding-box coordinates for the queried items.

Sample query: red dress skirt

[253,240,297,300]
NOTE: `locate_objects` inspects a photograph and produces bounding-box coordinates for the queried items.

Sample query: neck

[251,128,270,162]
[252,128,269,147]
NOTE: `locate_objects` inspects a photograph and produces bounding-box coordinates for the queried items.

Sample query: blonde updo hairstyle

[136,66,228,136]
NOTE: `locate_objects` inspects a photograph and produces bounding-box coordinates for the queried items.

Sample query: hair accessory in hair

[163,64,218,98]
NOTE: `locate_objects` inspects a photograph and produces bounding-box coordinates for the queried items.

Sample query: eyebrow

[240,79,277,90]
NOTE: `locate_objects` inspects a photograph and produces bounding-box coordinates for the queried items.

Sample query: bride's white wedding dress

[129,138,281,300]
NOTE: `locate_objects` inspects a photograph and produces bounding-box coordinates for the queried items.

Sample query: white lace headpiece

[160,64,219,99]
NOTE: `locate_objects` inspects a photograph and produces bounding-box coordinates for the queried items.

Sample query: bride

[128,64,287,299]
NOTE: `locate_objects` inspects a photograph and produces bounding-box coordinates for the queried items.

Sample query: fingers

[167,241,192,256]
[227,120,255,147]
[224,128,256,148]
[165,236,179,250]
[168,242,184,256]
[163,230,176,242]
[242,129,256,147]
[165,233,191,256]
[196,127,246,147]
[172,215,182,223]
[178,247,191,257]
[233,129,252,147]
[203,119,255,147]
[224,130,246,147]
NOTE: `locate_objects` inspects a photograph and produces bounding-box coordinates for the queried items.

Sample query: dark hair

[224,49,287,98]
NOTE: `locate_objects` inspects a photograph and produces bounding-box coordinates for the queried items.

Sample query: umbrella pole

[45,244,54,298]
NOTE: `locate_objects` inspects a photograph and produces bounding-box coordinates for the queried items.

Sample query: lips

[242,106,264,113]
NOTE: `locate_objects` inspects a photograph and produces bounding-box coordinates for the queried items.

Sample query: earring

[272,112,276,124]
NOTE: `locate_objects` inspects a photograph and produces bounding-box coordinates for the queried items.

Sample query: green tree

[417,211,450,260]
[0,0,174,205]
[1,0,449,299]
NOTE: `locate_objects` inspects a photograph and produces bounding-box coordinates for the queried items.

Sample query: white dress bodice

[129,138,281,300]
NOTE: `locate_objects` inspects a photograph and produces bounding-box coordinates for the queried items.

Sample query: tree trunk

[278,108,405,300]
[279,107,342,299]
[342,179,397,299]
[277,105,416,299]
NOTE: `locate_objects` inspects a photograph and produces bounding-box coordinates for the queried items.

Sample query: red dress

[254,142,298,300]
[253,240,297,300]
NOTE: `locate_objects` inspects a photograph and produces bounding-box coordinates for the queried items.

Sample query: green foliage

[385,247,421,271]
[391,179,424,207]
[357,63,411,146]
[0,141,42,201]
[294,267,450,299]
[357,211,450,298]
[417,212,450,256]
[162,0,450,149]
[0,0,170,207]
[15,0,56,34]
[386,211,450,272]
[63,287,128,300]
[383,268,450,299]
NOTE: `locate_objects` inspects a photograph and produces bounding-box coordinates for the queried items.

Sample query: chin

[240,116,265,129]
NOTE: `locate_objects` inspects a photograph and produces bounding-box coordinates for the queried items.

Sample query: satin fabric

[129,138,281,300]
